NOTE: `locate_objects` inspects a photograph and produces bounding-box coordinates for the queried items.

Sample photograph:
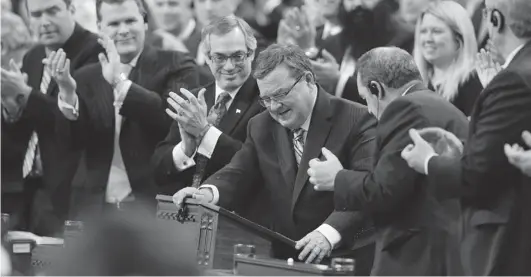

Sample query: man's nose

[223,59,236,70]
[117,23,130,35]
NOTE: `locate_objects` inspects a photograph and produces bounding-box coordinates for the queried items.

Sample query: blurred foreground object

[49,208,202,275]
[0,11,34,68]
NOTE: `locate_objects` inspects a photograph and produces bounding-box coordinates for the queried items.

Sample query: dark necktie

[191,91,232,187]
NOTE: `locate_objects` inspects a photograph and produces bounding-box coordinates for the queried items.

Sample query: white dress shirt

[202,91,342,248]
[172,83,241,170]
[334,47,356,98]
[423,44,526,174]
[58,52,142,203]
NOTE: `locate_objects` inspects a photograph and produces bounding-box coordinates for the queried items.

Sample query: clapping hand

[1,59,31,118]
[476,48,502,88]
[277,7,316,50]
[153,29,189,53]
[43,49,76,100]
[97,34,122,86]
[505,131,531,177]
[166,88,208,137]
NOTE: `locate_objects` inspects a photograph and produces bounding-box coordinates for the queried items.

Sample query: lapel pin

[236,109,241,114]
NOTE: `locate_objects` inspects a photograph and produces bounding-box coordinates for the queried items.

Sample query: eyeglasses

[208,50,253,65]
[259,74,305,108]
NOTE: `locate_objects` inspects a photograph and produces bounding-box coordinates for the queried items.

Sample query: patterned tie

[191,91,232,187]
[293,128,305,166]
[22,66,51,178]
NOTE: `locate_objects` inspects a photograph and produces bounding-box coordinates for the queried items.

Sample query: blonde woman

[414,0,482,116]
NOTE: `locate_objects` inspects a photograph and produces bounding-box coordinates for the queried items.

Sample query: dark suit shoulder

[72,63,102,79]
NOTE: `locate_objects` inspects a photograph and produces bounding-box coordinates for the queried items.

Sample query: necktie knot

[216,91,232,107]
[207,91,232,126]
[293,128,305,142]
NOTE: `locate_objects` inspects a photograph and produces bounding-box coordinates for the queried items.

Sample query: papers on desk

[6,231,64,245]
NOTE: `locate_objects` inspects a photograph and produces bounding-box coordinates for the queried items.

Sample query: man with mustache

[52,0,199,218]
[310,0,414,102]
[1,0,103,235]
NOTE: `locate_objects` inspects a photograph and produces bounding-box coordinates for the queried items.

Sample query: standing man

[310,47,468,275]
[173,44,376,264]
[53,0,200,218]
[152,16,263,195]
[402,0,531,274]
[1,0,102,235]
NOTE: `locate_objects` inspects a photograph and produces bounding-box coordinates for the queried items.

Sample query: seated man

[173,43,376,264]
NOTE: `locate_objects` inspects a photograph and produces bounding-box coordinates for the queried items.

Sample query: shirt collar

[127,49,142,67]
[502,44,526,69]
[214,83,241,102]
[299,91,318,132]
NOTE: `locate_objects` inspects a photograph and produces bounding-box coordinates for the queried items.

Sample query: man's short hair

[96,0,147,22]
[496,0,531,38]
[356,47,422,89]
[253,44,313,80]
[201,15,257,55]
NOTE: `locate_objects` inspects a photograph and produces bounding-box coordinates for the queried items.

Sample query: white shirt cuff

[263,0,282,14]
[334,73,351,98]
[57,94,79,120]
[199,184,219,204]
[424,153,439,175]
[113,80,132,110]
[316,224,342,249]
[172,142,196,171]
[197,126,222,159]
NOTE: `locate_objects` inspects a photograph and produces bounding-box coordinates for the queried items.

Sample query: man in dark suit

[173,43,376,264]
[53,0,199,218]
[402,0,531,274]
[1,0,102,235]
[152,16,263,196]
[311,47,469,275]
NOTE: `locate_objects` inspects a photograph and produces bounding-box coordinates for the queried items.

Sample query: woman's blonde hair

[413,0,477,101]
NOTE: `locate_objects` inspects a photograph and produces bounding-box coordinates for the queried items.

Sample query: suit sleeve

[54,74,91,151]
[429,71,531,201]
[119,53,200,137]
[334,100,428,213]
[151,120,184,185]
[203,118,264,211]
[324,112,376,241]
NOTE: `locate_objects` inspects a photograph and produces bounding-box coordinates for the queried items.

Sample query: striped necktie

[22,66,51,178]
[293,128,305,166]
[191,91,232,187]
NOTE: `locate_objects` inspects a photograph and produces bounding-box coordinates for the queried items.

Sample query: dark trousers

[1,177,41,232]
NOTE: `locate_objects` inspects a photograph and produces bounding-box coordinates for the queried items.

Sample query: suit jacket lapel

[273,123,298,189]
[291,89,334,212]
[203,83,216,112]
[218,77,258,134]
